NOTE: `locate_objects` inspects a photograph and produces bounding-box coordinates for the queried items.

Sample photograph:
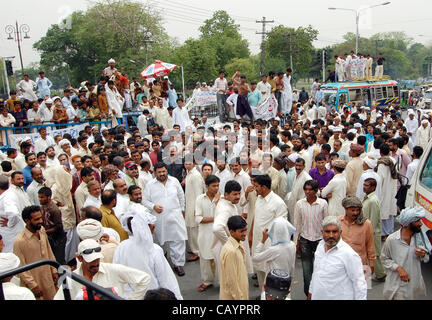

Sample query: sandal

[186,254,199,262]
[197,284,213,292]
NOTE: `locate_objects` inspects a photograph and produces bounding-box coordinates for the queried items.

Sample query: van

[405,138,432,232]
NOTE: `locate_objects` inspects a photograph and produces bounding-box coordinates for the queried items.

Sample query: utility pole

[256,17,274,75]
[322,50,326,82]
[282,32,300,72]
[375,39,383,58]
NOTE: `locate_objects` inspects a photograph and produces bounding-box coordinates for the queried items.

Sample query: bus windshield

[323,91,337,106]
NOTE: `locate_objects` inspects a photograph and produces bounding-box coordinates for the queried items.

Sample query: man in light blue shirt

[247,82,262,113]
[36,71,53,99]
[168,84,178,109]
[314,85,324,104]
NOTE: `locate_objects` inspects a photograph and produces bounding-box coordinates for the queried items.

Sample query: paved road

[173,239,432,300]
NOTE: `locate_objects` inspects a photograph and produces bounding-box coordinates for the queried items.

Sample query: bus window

[393,86,399,97]
[420,149,432,191]
[349,89,362,102]
[387,87,394,98]
[323,91,337,107]
[375,87,383,100]
[382,87,388,99]
[339,93,347,106]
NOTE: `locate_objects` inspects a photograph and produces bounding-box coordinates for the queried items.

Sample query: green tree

[199,10,250,73]
[171,39,218,89]
[224,55,261,83]
[33,0,174,87]
[265,25,318,78]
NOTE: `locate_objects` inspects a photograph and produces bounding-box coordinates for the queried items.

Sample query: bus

[321,79,400,111]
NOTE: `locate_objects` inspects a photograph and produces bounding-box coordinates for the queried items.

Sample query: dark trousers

[299,236,320,297]
[217,93,228,122]
[49,232,67,265]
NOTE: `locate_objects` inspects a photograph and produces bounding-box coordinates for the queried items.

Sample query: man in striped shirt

[294,179,329,297]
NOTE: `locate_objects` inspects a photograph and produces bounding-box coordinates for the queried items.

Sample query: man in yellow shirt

[100,189,128,241]
[219,215,249,300]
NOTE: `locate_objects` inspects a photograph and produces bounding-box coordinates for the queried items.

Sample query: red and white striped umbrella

[140,60,178,79]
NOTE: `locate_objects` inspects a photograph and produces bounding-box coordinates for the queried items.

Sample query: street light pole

[329,2,390,55]
[5,21,30,77]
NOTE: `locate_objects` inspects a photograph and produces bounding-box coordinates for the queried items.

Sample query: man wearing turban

[381,207,431,300]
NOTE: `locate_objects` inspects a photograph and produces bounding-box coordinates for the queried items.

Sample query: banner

[9,123,89,149]
[253,94,278,121]
[195,91,217,107]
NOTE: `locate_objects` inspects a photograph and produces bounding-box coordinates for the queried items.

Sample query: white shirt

[115,193,130,220]
[54,262,151,300]
[252,192,288,272]
[309,239,367,300]
[195,193,218,260]
[34,136,55,154]
[26,108,44,123]
[142,176,187,245]
[257,81,271,101]
[406,159,420,184]
[215,167,234,195]
[26,180,45,206]
[0,188,25,253]
[83,194,102,209]
[172,106,191,133]
[16,79,37,101]
[2,282,36,300]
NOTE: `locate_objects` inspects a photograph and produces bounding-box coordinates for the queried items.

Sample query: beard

[31,223,42,231]
[409,223,422,234]
[324,237,340,247]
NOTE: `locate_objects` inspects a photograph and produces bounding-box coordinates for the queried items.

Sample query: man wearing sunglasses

[54,239,151,300]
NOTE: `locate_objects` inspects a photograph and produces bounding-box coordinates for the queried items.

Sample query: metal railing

[0,112,142,147]
[0,259,123,300]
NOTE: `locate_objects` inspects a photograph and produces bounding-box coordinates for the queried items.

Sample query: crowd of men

[0,56,431,301]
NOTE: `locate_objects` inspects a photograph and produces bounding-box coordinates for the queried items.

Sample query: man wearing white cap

[54,239,151,300]
[103,59,117,78]
[76,218,118,263]
[0,252,36,300]
[416,119,431,149]
[404,110,419,144]
[356,156,382,201]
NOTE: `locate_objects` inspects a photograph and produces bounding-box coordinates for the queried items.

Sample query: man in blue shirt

[22,152,38,190]
[314,85,324,105]
[36,71,53,99]
[364,124,375,153]
[248,82,262,117]
[168,83,178,109]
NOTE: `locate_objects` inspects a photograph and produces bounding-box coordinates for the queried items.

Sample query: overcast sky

[1,0,432,70]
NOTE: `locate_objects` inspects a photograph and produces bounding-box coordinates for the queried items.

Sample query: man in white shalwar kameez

[251,174,288,291]
[105,80,124,121]
[142,163,188,276]
[381,207,431,300]
[113,208,183,300]
[376,145,398,237]
[16,75,38,101]
[195,175,221,291]
[184,158,205,261]
[0,176,24,253]
[281,69,293,114]
[286,158,312,223]
[320,160,347,217]
[416,120,430,150]
[356,156,382,201]
[404,110,419,145]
